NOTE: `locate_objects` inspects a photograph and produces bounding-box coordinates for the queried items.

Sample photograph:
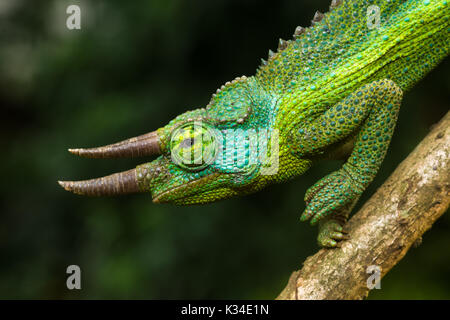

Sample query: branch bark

[277,111,450,300]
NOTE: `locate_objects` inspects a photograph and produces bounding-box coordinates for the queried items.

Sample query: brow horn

[68,131,160,158]
[58,168,144,196]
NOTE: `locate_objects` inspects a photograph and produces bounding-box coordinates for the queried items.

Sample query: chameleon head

[58,106,279,204]
[58,74,309,203]
[137,117,261,205]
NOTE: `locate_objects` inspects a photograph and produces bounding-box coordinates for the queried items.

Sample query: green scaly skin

[84,0,450,247]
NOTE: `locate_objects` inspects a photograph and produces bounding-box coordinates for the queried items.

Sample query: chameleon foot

[300,166,362,225]
[317,219,349,248]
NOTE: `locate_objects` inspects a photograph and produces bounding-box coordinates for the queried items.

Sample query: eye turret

[169,122,219,171]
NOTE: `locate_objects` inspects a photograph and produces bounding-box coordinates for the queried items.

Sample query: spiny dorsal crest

[293,26,306,39]
[311,11,325,26]
[258,0,338,69]
[255,0,407,93]
[278,38,289,51]
[330,0,343,9]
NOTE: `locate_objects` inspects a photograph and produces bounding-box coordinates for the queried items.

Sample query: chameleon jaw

[151,172,222,204]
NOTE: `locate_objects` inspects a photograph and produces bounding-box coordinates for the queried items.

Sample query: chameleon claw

[302,169,362,226]
[300,208,315,222]
[310,205,333,225]
[331,231,349,240]
[317,219,349,248]
[323,239,338,248]
[304,177,329,203]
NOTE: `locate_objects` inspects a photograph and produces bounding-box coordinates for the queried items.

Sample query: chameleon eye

[169,122,219,171]
[179,137,194,149]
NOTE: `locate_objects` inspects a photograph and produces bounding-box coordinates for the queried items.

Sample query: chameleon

[58,0,449,247]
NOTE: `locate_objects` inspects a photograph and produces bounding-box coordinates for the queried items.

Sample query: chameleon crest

[206,76,253,126]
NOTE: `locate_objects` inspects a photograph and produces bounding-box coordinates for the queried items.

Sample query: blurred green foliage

[0,0,448,299]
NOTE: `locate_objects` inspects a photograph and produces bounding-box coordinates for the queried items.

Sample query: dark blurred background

[0,0,448,299]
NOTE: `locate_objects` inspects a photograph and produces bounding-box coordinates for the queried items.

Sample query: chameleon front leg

[293,79,403,247]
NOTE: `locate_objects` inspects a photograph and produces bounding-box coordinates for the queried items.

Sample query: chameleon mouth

[58,131,161,196]
[151,173,222,204]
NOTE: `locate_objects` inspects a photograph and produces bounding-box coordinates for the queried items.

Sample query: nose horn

[69,131,160,158]
[58,169,142,196]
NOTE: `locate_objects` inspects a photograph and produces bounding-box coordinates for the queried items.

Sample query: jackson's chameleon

[59,0,449,247]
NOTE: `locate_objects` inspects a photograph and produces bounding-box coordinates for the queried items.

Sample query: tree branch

[277,111,450,300]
